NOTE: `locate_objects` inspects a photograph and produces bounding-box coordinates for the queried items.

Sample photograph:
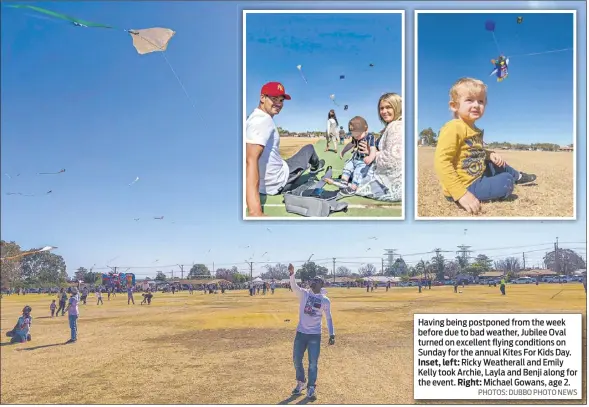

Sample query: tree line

[419,127,569,151]
[2,239,585,288]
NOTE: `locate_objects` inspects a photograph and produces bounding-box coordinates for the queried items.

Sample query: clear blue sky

[1,1,586,279]
[245,12,403,133]
[417,12,574,146]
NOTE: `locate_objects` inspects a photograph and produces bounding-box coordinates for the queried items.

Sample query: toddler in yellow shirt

[434,78,536,214]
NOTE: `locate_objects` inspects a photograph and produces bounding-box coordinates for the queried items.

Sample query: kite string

[491,31,501,55]
[126,30,207,129]
[508,48,573,58]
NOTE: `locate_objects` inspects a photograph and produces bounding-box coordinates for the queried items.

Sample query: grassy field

[417,147,574,218]
[1,284,585,404]
[246,137,402,218]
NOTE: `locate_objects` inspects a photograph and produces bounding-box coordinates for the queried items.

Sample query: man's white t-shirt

[246,108,289,195]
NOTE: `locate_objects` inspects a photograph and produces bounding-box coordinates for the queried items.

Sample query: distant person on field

[434,78,537,215]
[127,286,135,305]
[288,264,335,402]
[338,126,346,145]
[50,300,57,317]
[325,109,339,153]
[96,289,103,305]
[6,306,32,343]
[500,278,506,295]
[245,82,325,217]
[57,288,67,316]
[64,288,80,344]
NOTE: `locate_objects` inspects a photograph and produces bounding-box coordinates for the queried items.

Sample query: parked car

[512,277,534,284]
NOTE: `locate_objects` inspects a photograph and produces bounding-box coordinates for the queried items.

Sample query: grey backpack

[283,166,348,217]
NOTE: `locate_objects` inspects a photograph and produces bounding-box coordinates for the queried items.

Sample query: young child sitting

[6,306,32,343]
[333,116,377,196]
[434,77,536,214]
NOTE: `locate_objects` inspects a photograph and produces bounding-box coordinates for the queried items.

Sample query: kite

[6,190,52,197]
[490,55,509,81]
[517,16,523,24]
[369,63,374,67]
[296,65,308,83]
[339,75,345,80]
[344,105,348,111]
[1,246,58,261]
[8,5,205,126]
[38,169,65,175]
[153,216,164,220]
[128,176,140,186]
[8,5,175,55]
[134,218,140,221]
[329,94,339,106]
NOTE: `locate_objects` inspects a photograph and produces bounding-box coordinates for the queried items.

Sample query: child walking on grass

[434,77,537,215]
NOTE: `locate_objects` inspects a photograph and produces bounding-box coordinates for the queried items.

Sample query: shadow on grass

[16,343,64,351]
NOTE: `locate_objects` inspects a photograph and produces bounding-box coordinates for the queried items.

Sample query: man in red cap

[246,82,324,217]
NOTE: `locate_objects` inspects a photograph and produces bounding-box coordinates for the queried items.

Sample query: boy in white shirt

[246,82,325,217]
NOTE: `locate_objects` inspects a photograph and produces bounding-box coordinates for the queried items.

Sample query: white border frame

[242,9,406,221]
[414,9,577,221]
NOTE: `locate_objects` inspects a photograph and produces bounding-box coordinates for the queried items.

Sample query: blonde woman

[354,92,403,202]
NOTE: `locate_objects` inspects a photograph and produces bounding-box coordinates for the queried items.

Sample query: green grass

[257,139,402,218]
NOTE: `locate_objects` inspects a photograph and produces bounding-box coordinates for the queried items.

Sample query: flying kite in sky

[344,105,348,111]
[128,176,140,186]
[8,5,175,55]
[38,169,65,175]
[296,65,308,83]
[9,5,205,127]
[1,246,58,261]
[490,55,509,81]
[329,94,339,106]
[6,190,52,197]
[339,75,345,80]
[484,18,572,83]
[153,216,164,220]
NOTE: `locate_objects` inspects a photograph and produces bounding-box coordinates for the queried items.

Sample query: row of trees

[2,239,585,288]
[418,128,569,151]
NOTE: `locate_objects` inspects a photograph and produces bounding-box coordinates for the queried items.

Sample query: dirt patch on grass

[417,147,574,218]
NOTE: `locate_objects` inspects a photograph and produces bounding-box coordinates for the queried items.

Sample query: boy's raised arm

[288,264,303,299]
[434,125,467,200]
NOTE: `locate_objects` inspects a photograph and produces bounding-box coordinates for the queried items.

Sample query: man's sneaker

[65,339,76,344]
[515,172,536,185]
[306,386,317,401]
[309,160,325,174]
[292,381,306,395]
[339,186,356,196]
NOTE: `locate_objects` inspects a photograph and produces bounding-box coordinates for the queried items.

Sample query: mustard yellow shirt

[434,119,492,200]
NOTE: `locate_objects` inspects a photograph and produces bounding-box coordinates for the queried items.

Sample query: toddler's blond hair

[449,78,487,118]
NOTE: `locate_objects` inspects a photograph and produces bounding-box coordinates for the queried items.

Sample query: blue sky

[417,12,574,146]
[1,1,586,279]
[245,12,403,133]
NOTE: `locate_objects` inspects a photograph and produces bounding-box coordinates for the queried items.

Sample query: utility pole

[179,264,184,280]
[456,245,472,270]
[245,261,254,281]
[381,258,385,275]
[554,237,559,274]
[332,258,336,283]
[522,252,526,270]
[384,249,396,273]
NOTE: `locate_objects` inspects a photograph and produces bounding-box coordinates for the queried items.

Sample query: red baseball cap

[260,82,291,100]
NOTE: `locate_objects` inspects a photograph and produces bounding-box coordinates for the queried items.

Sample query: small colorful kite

[490,55,509,81]
[128,176,140,186]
